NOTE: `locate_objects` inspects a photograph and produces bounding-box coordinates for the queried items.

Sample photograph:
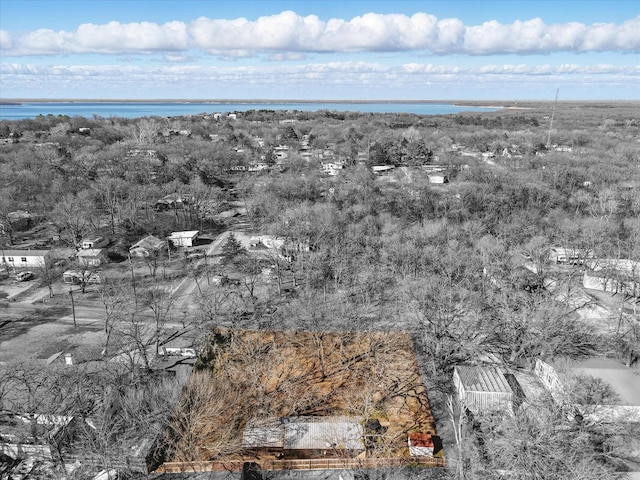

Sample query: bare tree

[52,191,96,247]
[140,287,175,356]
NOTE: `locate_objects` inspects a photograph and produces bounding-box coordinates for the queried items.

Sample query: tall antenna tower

[546,88,559,148]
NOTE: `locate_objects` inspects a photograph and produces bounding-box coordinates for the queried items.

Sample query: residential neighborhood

[0,99,639,480]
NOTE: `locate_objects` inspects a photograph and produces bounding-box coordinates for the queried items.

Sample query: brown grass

[162,329,437,464]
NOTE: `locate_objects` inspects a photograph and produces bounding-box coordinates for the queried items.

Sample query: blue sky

[0,0,638,100]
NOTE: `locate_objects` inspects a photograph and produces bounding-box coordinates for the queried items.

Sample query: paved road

[172,230,230,313]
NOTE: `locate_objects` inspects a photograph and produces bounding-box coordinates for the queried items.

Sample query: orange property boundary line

[155,456,446,473]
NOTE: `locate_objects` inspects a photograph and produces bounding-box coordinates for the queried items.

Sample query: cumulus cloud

[3,61,636,82]
[0,30,14,49]
[2,12,639,57]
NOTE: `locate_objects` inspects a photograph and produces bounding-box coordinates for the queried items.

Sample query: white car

[15,271,34,281]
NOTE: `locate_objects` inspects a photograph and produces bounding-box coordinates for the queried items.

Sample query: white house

[1,249,52,269]
[81,236,108,250]
[428,174,449,184]
[167,231,199,248]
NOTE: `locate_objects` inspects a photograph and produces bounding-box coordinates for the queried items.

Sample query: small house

[549,247,593,264]
[155,193,192,211]
[76,248,108,268]
[81,236,109,250]
[63,270,101,285]
[372,165,395,174]
[1,249,52,269]
[453,366,514,415]
[1,211,35,232]
[129,235,166,257]
[428,174,449,184]
[167,231,199,248]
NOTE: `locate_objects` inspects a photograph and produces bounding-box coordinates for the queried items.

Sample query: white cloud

[14,21,190,55]
[2,13,639,57]
[2,61,637,99]
[0,30,13,49]
[2,61,636,83]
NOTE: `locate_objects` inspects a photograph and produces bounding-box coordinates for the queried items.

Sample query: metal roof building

[453,366,514,415]
[242,416,364,452]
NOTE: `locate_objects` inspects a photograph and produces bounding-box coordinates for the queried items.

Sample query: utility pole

[546,88,559,148]
[68,287,77,328]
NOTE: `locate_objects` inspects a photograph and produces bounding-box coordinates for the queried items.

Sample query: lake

[0,101,500,120]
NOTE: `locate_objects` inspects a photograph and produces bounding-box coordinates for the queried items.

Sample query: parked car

[15,271,34,281]
[186,252,205,261]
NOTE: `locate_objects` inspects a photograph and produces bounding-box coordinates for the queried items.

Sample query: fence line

[155,456,445,473]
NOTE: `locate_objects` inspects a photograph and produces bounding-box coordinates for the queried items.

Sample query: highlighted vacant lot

[159,329,441,471]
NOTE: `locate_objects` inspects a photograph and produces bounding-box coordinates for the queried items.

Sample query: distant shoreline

[2,99,636,111]
[4,98,636,105]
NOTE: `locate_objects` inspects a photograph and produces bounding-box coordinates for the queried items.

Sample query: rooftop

[571,357,640,406]
[1,249,51,257]
[455,366,513,394]
[243,416,364,451]
[168,231,199,238]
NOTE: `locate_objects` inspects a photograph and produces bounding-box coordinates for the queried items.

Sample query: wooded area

[0,101,639,479]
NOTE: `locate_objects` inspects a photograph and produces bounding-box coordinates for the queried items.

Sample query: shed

[168,231,199,248]
[408,433,434,457]
[453,366,514,415]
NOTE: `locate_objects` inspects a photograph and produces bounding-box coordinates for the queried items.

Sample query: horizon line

[2,98,638,104]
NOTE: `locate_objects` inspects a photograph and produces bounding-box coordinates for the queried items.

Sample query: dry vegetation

[162,329,437,464]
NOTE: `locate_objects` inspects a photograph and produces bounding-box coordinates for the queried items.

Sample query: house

[76,248,108,268]
[453,366,515,415]
[242,416,364,458]
[167,231,199,248]
[155,193,192,211]
[0,412,76,462]
[371,165,396,174]
[129,235,166,257]
[1,211,35,232]
[63,270,101,285]
[321,161,344,176]
[534,358,640,424]
[1,249,52,269]
[583,269,639,298]
[549,247,593,264]
[553,145,573,153]
[428,174,449,184]
[81,236,108,250]
[583,258,640,298]
[248,163,270,172]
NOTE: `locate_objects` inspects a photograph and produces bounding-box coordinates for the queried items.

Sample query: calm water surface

[0,101,499,120]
